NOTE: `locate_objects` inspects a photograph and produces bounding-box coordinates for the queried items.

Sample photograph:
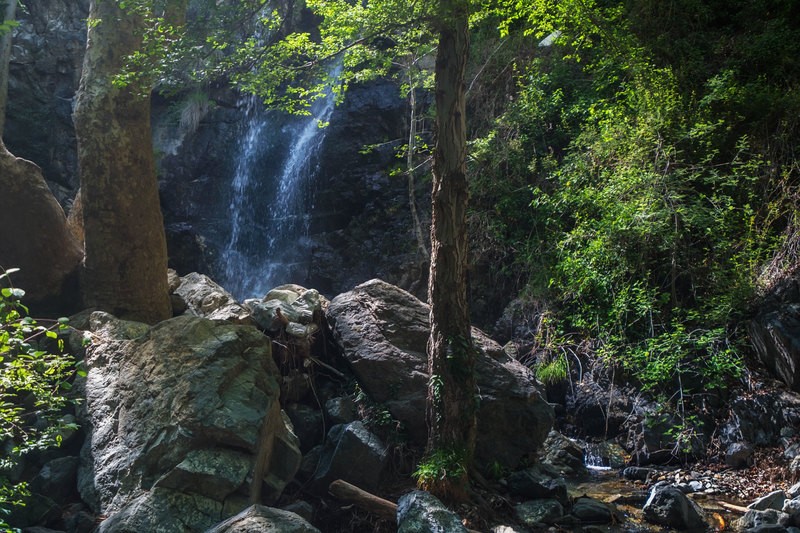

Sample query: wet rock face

[154,79,419,300]
[6,0,88,203]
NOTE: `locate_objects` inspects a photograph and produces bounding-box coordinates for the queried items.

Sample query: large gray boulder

[78,313,301,526]
[326,279,554,468]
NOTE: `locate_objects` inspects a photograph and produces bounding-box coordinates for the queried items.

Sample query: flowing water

[220,79,339,300]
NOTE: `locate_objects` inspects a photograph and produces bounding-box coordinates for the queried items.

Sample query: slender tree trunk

[407,80,429,260]
[406,82,431,260]
[0,0,17,137]
[73,0,171,324]
[425,0,474,503]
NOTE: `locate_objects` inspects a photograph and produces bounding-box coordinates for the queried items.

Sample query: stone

[789,483,800,498]
[78,314,300,523]
[153,449,251,501]
[507,466,568,505]
[247,285,326,333]
[570,497,616,524]
[95,488,225,533]
[326,279,554,468]
[539,431,587,476]
[642,484,707,530]
[205,505,321,533]
[514,499,564,527]
[726,441,755,468]
[750,491,789,511]
[311,421,387,494]
[737,509,791,530]
[397,491,467,533]
[782,498,800,520]
[0,143,82,305]
[282,500,315,524]
[285,403,325,453]
[325,397,358,425]
[5,492,60,530]
[29,456,80,505]
[750,302,800,392]
[174,272,253,324]
[622,466,655,481]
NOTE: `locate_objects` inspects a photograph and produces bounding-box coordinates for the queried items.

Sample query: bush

[0,268,80,530]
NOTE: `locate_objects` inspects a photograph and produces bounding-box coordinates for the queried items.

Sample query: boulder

[397,491,467,533]
[750,300,800,392]
[326,279,554,468]
[78,313,300,524]
[642,484,707,530]
[750,490,789,512]
[173,272,253,324]
[514,499,564,527]
[539,430,587,476]
[736,509,791,530]
[324,397,358,426]
[311,421,388,494]
[205,505,321,533]
[0,142,82,304]
[29,456,80,505]
[570,497,616,524]
[507,466,568,505]
[726,442,755,468]
[285,403,325,453]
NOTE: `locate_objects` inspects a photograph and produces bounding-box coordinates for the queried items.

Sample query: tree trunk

[425,0,474,502]
[73,0,171,324]
[0,0,17,137]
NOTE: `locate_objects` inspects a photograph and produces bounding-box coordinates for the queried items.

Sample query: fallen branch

[327,479,483,532]
[720,501,748,513]
[328,479,397,521]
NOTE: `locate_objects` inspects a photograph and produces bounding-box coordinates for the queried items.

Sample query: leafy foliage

[0,269,80,529]
[470,0,800,397]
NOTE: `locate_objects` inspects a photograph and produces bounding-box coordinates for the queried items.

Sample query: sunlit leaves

[0,269,79,528]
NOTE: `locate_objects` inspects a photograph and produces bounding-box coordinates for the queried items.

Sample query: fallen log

[719,501,748,514]
[327,479,482,532]
[328,479,397,521]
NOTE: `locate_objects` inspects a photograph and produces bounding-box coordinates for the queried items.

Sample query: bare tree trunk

[407,81,429,260]
[0,0,17,137]
[425,0,474,503]
[73,0,171,324]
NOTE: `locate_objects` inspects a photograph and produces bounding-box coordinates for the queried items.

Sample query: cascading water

[220,76,339,300]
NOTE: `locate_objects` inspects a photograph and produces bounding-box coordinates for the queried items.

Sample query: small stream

[569,440,744,531]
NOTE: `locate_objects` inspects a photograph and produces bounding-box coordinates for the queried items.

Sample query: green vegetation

[0,269,80,529]
[413,446,468,492]
[470,0,800,396]
[119,0,799,439]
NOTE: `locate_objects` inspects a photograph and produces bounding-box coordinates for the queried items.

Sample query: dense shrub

[0,269,79,530]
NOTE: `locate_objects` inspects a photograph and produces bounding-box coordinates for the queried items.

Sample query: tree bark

[425,0,474,502]
[0,0,17,137]
[73,0,171,324]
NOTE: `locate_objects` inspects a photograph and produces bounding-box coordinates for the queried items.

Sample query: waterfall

[220,75,339,300]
